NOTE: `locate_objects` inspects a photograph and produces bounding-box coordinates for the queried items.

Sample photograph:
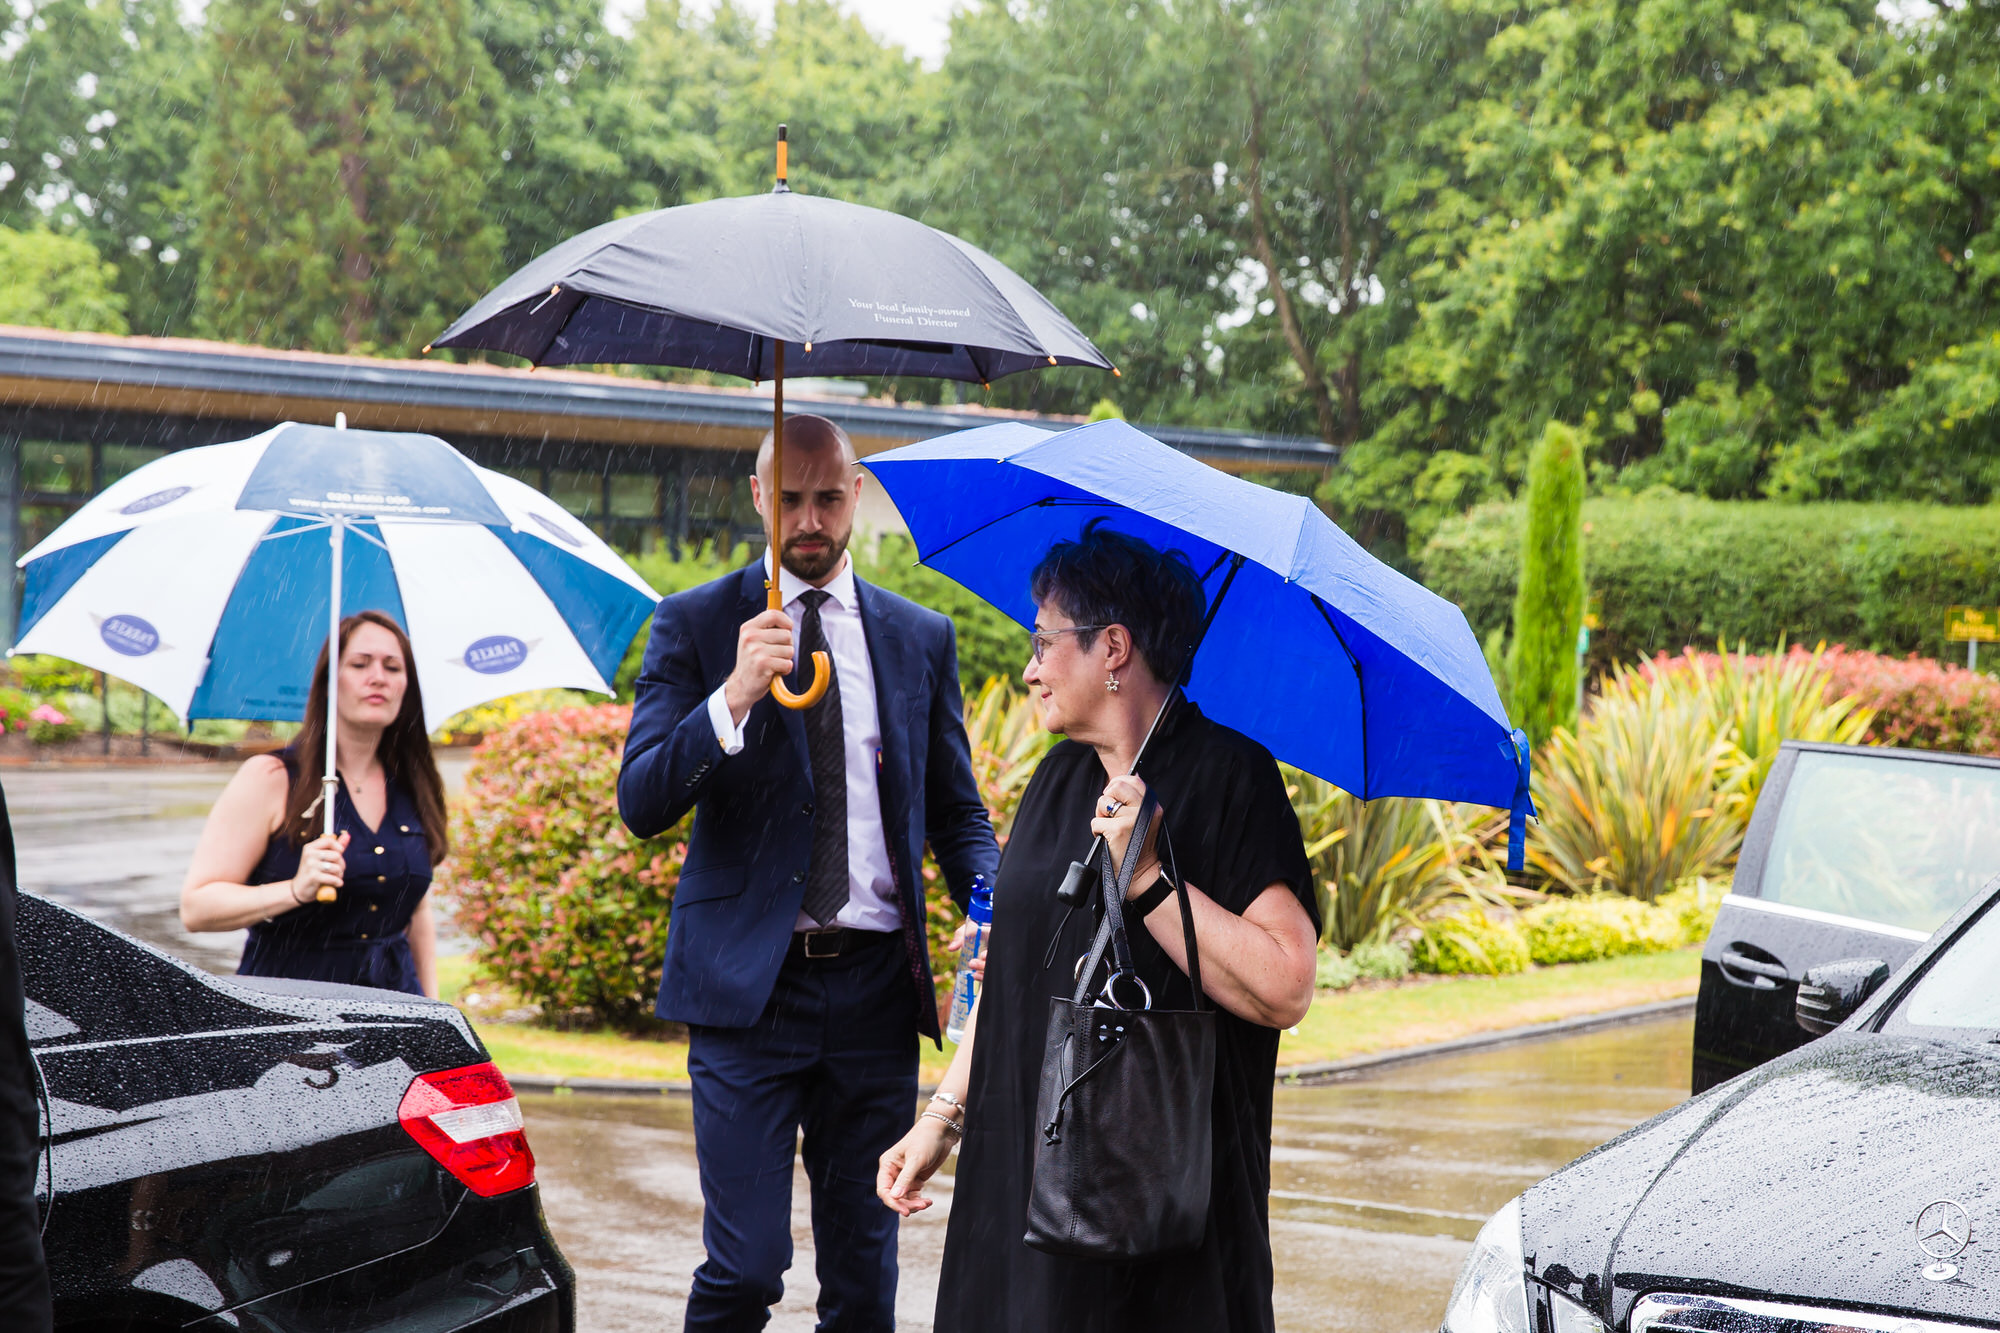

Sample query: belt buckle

[802,928,843,959]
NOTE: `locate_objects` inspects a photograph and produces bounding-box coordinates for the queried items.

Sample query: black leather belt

[788,927,898,961]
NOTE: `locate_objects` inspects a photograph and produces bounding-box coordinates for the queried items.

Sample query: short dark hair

[1030,519,1207,684]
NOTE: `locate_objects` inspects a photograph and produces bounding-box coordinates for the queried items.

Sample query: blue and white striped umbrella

[13,421,660,734]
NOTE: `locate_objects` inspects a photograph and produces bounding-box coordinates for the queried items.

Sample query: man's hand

[722,609,795,722]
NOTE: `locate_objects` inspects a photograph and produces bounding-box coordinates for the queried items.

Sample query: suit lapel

[855,578,910,825]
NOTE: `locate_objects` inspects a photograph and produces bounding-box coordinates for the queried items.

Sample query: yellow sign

[1946,606,2000,643]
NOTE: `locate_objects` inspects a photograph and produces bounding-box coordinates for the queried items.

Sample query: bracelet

[928,1090,965,1112]
[920,1110,963,1139]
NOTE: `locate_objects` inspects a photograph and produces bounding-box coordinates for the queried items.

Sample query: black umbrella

[431,127,1113,710]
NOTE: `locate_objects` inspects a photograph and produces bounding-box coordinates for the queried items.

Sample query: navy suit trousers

[684,932,918,1333]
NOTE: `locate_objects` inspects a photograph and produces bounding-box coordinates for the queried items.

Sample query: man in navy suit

[619,414,998,1332]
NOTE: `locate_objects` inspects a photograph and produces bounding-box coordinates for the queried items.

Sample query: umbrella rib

[1311,594,1368,799]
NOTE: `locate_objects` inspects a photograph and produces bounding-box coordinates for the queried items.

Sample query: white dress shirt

[706,553,900,932]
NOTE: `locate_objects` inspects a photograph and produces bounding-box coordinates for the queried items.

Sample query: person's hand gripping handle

[291,830,348,905]
[766,581,829,710]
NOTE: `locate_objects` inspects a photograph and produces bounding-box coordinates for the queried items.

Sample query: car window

[1759,751,2000,933]
[1893,900,2000,1034]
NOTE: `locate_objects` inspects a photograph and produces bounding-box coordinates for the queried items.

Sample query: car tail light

[398,1063,535,1197]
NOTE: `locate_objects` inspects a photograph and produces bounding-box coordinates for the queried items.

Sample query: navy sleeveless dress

[239,750,433,995]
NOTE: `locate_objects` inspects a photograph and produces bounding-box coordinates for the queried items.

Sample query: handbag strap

[1069,794,1206,1013]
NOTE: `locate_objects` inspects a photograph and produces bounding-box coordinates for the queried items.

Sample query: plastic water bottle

[945,875,993,1044]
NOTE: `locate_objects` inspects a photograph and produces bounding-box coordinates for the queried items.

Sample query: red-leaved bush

[1640,646,2000,755]
[440,704,684,1031]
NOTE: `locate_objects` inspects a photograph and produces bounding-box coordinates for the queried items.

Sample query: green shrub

[1412,908,1531,975]
[27,704,81,745]
[1288,770,1508,951]
[1657,876,1725,945]
[1312,940,1414,992]
[440,704,683,1031]
[1421,497,2000,671]
[1315,949,1360,991]
[0,688,30,735]
[1352,939,1413,981]
[1521,895,1683,966]
[1509,422,1586,746]
[1530,686,1750,901]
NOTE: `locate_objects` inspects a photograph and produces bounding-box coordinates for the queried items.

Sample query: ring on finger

[1102,798,1124,816]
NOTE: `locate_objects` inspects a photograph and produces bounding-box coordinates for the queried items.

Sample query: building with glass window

[0,325,1335,649]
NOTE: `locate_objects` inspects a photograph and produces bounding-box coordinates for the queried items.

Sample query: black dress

[238,750,433,996]
[935,702,1316,1333]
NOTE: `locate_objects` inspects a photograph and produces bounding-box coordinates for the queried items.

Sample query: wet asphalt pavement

[521,1016,1691,1333]
[13,762,1694,1332]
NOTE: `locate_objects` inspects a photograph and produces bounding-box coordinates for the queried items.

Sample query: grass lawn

[439,948,1702,1086]
[1276,947,1702,1070]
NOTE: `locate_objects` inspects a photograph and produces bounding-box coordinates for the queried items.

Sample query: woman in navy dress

[181,611,450,996]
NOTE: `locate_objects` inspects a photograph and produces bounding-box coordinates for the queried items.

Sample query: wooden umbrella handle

[765,331,831,711]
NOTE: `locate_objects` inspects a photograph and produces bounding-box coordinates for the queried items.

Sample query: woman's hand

[877,1116,959,1216]
[1090,774,1160,891]
[290,831,349,904]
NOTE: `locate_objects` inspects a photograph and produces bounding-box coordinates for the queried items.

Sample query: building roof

[0,325,1338,470]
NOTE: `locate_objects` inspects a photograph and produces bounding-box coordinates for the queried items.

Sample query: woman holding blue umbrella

[877,523,1320,1333]
[179,612,448,997]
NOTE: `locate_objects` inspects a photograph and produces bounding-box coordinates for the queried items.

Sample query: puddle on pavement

[522,1015,1692,1333]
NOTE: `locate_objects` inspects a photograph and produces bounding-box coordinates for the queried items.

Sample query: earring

[1105,673,1120,693]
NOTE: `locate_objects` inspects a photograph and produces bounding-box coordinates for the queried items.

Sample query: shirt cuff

[707,686,747,756]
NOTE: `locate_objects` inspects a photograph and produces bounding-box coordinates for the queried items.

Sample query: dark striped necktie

[795,589,849,926]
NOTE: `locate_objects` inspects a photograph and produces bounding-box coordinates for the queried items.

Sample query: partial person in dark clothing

[0,781,52,1331]
[878,523,1320,1333]
[182,611,449,996]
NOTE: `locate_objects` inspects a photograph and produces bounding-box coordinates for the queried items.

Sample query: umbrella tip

[334,412,347,430]
[420,344,432,355]
[1112,367,1123,378]
[804,341,812,353]
[1047,355,1057,366]
[775,124,789,193]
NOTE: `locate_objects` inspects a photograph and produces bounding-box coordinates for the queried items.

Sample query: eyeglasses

[1029,625,1109,663]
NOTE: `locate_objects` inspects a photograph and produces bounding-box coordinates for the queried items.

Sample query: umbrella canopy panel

[863,419,1523,814]
[431,192,1112,381]
[15,424,659,732]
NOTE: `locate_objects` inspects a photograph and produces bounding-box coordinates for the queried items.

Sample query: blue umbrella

[863,418,1535,867]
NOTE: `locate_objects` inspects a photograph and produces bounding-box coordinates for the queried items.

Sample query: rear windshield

[1894,900,2000,1034]
[1758,750,2000,934]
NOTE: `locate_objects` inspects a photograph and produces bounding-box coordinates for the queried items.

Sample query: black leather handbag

[1024,794,1216,1261]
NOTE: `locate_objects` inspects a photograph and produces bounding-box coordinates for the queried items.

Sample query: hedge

[1421,497,2000,672]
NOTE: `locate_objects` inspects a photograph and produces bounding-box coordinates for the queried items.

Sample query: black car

[19,892,575,1331]
[1439,861,2000,1333]
[1692,739,2000,1092]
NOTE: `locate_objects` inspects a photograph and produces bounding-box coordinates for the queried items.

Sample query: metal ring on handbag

[1096,969,1153,1011]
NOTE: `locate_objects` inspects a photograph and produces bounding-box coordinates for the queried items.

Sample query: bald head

[751,413,864,585]
[755,414,857,491]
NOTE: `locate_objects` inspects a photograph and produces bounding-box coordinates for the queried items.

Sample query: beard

[781,528,849,582]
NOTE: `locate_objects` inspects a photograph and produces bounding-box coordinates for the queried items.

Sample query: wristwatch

[1128,864,1177,919]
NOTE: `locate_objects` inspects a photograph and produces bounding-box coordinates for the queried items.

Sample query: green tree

[191,0,507,352]
[0,227,129,332]
[0,0,208,334]
[475,0,641,273]
[1508,422,1586,746]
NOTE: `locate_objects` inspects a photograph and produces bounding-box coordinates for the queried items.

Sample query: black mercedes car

[1693,740,2000,1092]
[19,891,574,1331]
[1440,860,2000,1333]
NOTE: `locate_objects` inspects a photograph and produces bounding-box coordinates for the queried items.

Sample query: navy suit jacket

[617,562,998,1042]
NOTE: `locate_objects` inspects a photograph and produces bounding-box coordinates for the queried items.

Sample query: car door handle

[1718,944,1790,989]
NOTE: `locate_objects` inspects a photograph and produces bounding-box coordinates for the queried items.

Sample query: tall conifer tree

[192,0,505,352]
[1509,422,1586,747]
